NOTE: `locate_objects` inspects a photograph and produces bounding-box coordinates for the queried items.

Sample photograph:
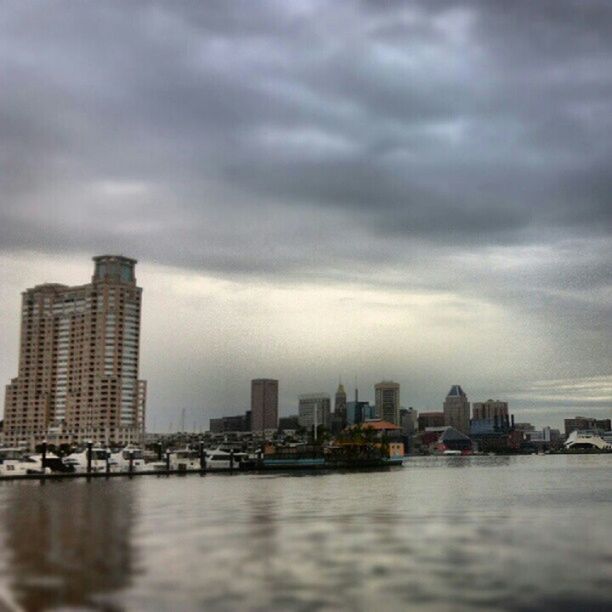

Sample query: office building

[251,379,278,432]
[3,255,146,447]
[346,401,375,426]
[298,393,331,429]
[399,407,417,436]
[374,381,400,424]
[564,416,611,437]
[334,382,347,426]
[443,385,470,434]
[472,399,509,421]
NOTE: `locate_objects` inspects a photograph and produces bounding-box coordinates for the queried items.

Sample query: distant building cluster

[2,254,610,455]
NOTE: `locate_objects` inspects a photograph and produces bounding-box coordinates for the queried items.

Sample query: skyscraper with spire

[334,380,347,427]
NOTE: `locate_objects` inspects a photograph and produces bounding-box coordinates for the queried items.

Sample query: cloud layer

[1,1,611,428]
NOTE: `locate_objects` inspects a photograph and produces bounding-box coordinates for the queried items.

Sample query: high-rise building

[251,379,278,433]
[374,381,400,424]
[472,399,508,421]
[298,393,331,429]
[346,400,375,426]
[3,255,146,447]
[443,385,470,434]
[334,382,347,425]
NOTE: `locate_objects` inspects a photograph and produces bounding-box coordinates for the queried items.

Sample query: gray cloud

[0,0,610,427]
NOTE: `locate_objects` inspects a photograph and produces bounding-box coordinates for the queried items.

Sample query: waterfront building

[3,255,146,448]
[470,417,523,452]
[374,380,400,424]
[472,399,508,421]
[417,411,445,431]
[564,416,611,437]
[443,385,470,434]
[298,393,331,429]
[431,426,473,454]
[251,379,278,433]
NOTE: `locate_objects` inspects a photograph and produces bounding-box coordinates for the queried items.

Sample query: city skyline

[1,2,611,432]
[0,253,610,433]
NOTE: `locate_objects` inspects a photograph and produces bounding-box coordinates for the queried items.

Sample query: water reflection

[0,457,610,611]
[0,480,136,611]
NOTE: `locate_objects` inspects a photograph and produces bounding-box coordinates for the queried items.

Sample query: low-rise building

[209,413,250,433]
[564,416,611,437]
[418,412,445,431]
[278,415,300,431]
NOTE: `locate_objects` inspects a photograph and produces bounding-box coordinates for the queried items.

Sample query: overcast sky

[1,0,611,430]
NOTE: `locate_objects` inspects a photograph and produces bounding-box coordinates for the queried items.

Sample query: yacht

[62,447,110,473]
[148,448,202,471]
[108,447,146,472]
[0,448,47,477]
[206,448,248,471]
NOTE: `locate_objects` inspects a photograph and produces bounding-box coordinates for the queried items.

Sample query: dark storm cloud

[1,0,611,281]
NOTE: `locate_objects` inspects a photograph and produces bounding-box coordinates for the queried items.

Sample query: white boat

[148,448,202,471]
[205,448,248,471]
[108,446,146,472]
[28,451,62,473]
[62,448,110,473]
[0,448,47,476]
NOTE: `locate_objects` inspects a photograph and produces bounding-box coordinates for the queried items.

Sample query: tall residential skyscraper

[3,255,146,447]
[375,381,400,424]
[250,379,278,433]
[443,385,470,434]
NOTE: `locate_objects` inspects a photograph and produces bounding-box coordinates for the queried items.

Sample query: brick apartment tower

[3,255,146,448]
[250,378,278,433]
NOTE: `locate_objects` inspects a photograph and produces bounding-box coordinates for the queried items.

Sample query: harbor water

[0,454,610,611]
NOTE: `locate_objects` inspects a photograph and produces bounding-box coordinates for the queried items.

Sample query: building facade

[298,393,331,429]
[3,255,146,447]
[564,416,611,437]
[443,385,470,434]
[251,379,278,433]
[374,381,400,424]
[334,382,347,426]
[472,399,509,421]
[346,401,375,426]
[417,411,445,431]
[209,413,250,433]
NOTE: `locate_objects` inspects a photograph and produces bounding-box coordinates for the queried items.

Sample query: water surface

[0,455,610,611]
